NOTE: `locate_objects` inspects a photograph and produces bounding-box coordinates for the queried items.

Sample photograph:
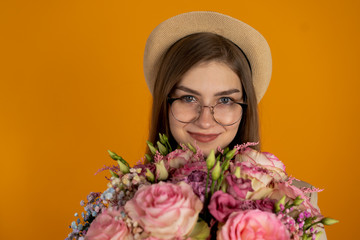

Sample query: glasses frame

[167,97,247,126]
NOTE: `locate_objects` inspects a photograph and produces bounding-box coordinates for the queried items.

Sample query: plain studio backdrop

[0,0,358,239]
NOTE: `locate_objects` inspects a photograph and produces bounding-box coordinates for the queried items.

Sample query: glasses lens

[170,99,199,123]
[213,103,243,126]
[170,99,244,126]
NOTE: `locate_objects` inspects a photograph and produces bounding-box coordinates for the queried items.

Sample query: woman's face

[169,61,243,156]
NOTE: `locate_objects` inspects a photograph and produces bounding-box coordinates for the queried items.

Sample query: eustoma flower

[254,181,321,217]
[217,209,290,240]
[84,208,132,240]
[166,148,194,168]
[124,181,203,239]
[226,174,253,200]
[235,148,287,181]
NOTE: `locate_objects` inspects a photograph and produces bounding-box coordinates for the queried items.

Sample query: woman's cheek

[169,112,189,145]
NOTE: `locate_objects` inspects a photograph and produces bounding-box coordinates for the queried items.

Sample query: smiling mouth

[188,132,220,143]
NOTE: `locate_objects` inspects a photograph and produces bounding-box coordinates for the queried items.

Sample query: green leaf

[188,220,210,240]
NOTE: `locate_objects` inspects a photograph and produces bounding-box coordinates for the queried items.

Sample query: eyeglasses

[167,96,247,126]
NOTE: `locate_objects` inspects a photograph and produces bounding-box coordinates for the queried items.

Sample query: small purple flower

[184,170,210,202]
[280,204,285,211]
[304,210,311,218]
[299,221,304,228]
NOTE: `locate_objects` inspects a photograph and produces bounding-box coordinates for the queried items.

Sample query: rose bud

[293,196,304,206]
[147,141,158,155]
[235,166,241,178]
[159,133,166,145]
[275,195,286,213]
[145,153,152,163]
[157,141,168,155]
[321,217,339,225]
[117,160,130,174]
[155,160,168,180]
[109,170,119,178]
[212,161,221,181]
[145,168,155,183]
[107,150,121,160]
[225,149,237,160]
[206,149,215,170]
[187,143,196,153]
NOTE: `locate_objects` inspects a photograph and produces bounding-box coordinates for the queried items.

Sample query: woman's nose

[195,106,216,128]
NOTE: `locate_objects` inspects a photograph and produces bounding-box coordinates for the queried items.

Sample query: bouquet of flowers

[66,134,337,240]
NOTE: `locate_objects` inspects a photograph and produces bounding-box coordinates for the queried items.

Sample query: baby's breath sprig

[274,196,338,240]
[66,192,103,240]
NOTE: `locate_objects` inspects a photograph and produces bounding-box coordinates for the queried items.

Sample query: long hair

[148,32,260,153]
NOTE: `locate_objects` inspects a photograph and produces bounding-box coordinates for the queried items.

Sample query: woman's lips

[188,132,220,143]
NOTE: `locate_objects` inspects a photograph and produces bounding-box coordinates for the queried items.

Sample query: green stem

[216,158,229,191]
[304,220,322,230]
[165,140,172,152]
[216,175,224,191]
[210,181,216,195]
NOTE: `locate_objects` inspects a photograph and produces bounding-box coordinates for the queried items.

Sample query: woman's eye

[181,95,197,103]
[218,97,234,104]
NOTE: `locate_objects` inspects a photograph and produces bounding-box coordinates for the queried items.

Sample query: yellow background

[0,0,358,239]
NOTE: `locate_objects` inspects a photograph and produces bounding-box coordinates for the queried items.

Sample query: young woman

[144,12,271,156]
[143,11,327,239]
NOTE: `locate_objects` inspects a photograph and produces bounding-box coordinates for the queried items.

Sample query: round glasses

[168,96,247,126]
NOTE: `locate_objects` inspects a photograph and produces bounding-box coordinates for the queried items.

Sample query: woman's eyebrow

[214,89,241,96]
[176,86,241,96]
[175,86,200,95]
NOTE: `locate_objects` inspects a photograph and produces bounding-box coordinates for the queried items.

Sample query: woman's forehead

[176,61,242,96]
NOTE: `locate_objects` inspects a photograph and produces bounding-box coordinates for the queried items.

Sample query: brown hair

[148,32,260,153]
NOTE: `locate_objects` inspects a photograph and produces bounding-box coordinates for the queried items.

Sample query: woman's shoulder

[291,180,327,240]
[291,179,318,207]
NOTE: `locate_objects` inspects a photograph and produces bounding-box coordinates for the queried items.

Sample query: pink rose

[209,191,239,222]
[217,210,290,240]
[144,237,191,240]
[85,208,132,240]
[124,181,203,239]
[209,191,275,223]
